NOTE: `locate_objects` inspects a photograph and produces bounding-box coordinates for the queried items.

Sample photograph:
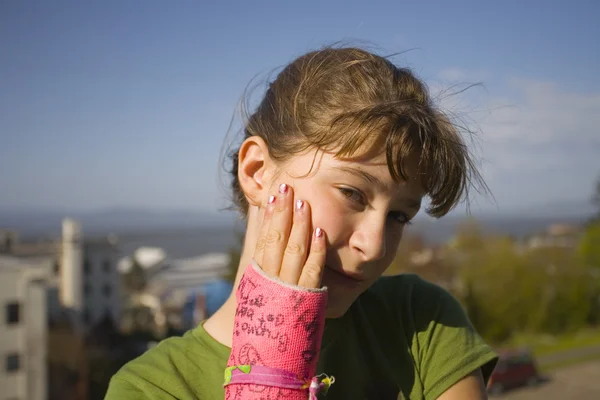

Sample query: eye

[389,211,412,226]
[337,187,366,205]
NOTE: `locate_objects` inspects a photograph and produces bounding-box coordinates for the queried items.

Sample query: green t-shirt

[106,274,497,400]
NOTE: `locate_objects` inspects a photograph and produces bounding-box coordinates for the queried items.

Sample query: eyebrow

[335,166,387,191]
[333,166,422,210]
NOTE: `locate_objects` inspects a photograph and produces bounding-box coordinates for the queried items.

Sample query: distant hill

[0,208,239,238]
[0,199,595,244]
[409,198,596,243]
[409,213,592,244]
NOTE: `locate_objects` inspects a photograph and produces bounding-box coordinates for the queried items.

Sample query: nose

[348,215,387,262]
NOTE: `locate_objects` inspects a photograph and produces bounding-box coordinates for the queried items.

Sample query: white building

[81,234,121,329]
[526,223,582,249]
[117,246,168,278]
[152,252,231,290]
[0,255,52,400]
[0,219,123,399]
[119,251,231,337]
[53,219,122,331]
[1,219,122,331]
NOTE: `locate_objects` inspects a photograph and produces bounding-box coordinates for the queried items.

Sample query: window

[84,259,91,275]
[103,284,112,297]
[103,259,111,273]
[6,353,20,372]
[6,302,20,325]
[4,236,12,252]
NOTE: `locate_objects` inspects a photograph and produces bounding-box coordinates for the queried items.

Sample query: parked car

[487,348,541,395]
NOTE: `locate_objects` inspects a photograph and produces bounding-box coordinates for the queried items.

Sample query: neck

[203,206,262,347]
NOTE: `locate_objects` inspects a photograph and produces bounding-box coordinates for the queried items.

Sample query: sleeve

[104,370,179,400]
[410,277,498,400]
[104,376,161,400]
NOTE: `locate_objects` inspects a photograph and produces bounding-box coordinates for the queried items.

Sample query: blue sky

[1,0,599,217]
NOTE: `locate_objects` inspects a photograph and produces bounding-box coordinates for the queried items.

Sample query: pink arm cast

[224,260,328,400]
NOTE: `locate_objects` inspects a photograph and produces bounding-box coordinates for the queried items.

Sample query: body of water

[112,214,590,260]
[116,226,243,259]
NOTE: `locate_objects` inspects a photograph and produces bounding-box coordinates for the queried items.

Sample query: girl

[106,46,497,400]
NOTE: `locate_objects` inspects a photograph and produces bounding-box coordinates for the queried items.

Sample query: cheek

[386,229,404,259]
[370,229,403,274]
[305,192,350,244]
[387,229,404,254]
[292,182,351,246]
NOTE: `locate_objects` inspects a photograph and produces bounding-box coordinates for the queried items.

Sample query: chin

[325,307,348,319]
[324,297,355,319]
[323,283,365,319]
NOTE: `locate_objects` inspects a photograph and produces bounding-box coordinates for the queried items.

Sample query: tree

[385,233,426,276]
[580,222,600,270]
[451,228,593,342]
[454,236,535,342]
[451,218,486,251]
[578,221,600,325]
[593,175,600,219]
[525,246,592,334]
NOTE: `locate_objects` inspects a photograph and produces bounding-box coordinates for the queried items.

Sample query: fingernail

[315,227,323,238]
[279,183,288,194]
[295,199,304,211]
[268,195,276,204]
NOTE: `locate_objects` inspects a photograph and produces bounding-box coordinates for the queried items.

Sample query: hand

[253,183,326,289]
[226,183,329,400]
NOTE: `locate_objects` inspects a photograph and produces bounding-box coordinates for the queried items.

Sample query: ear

[237,136,274,207]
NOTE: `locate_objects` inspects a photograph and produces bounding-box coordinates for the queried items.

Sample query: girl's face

[269,148,425,317]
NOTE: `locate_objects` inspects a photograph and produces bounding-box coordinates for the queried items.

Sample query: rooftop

[0,254,53,275]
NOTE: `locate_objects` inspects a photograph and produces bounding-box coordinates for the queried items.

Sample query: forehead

[288,148,426,197]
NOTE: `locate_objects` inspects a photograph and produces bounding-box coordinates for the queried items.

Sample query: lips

[324,265,367,283]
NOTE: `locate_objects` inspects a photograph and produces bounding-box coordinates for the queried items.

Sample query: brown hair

[225,46,486,218]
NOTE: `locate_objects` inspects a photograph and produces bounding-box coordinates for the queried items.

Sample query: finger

[279,198,311,285]
[261,183,293,277]
[253,192,277,266]
[298,227,327,289]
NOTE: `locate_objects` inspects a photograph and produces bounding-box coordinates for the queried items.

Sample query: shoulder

[106,334,191,399]
[353,273,474,355]
[368,272,491,347]
[367,274,498,399]
[106,327,227,399]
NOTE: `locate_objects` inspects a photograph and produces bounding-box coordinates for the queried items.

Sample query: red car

[487,348,541,395]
